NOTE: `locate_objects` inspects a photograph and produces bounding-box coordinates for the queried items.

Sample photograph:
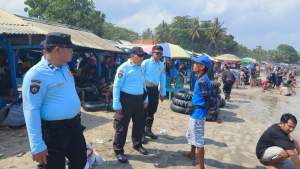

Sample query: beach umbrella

[214,54,241,62]
[159,42,190,59]
[242,57,257,65]
[139,45,154,55]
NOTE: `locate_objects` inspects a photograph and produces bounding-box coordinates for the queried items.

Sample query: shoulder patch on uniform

[30,84,40,94]
[31,80,41,84]
[118,70,124,78]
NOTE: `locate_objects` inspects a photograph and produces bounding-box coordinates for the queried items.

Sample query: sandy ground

[1,86,299,169]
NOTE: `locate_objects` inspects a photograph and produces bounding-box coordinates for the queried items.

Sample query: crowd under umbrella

[214,54,242,63]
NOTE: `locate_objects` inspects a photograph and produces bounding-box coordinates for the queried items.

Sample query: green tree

[24,0,106,36]
[155,20,170,43]
[277,44,299,63]
[102,22,139,41]
[190,18,200,52]
[205,18,226,55]
[142,28,153,39]
[168,16,194,50]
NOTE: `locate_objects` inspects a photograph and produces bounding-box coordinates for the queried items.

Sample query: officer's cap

[131,47,146,57]
[152,45,163,51]
[40,32,75,49]
[192,56,212,69]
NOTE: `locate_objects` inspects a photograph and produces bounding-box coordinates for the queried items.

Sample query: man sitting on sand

[256,113,300,169]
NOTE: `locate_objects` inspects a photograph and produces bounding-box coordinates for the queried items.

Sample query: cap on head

[152,45,163,51]
[192,56,212,70]
[130,47,145,57]
[40,32,75,49]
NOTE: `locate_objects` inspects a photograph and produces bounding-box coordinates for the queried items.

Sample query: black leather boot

[145,119,158,139]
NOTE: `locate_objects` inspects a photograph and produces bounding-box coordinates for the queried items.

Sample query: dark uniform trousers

[223,80,234,99]
[145,86,159,128]
[40,115,87,169]
[113,91,145,154]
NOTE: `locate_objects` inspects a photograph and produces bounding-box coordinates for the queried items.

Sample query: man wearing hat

[112,47,149,163]
[141,45,166,142]
[184,56,212,169]
[22,32,87,169]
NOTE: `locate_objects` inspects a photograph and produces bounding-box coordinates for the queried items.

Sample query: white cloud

[117,6,174,33]
[0,0,26,15]
[203,0,228,15]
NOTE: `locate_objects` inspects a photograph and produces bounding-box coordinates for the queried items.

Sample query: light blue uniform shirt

[22,56,81,154]
[113,60,147,110]
[142,58,166,97]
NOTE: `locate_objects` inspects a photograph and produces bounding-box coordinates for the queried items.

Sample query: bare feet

[183,151,195,160]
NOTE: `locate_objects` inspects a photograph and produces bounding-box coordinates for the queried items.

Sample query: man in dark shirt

[222,65,235,100]
[256,113,300,169]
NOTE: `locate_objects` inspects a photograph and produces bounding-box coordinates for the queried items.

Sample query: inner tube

[170,103,188,114]
[82,101,108,112]
[174,91,193,101]
[0,106,9,123]
[172,98,191,108]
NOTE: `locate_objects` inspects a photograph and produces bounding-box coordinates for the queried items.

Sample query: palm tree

[206,18,226,55]
[155,20,169,43]
[190,18,200,53]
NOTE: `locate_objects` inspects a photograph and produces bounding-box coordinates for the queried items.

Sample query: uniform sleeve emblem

[30,84,40,94]
[118,70,124,78]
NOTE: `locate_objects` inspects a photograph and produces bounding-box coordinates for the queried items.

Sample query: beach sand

[1,86,299,169]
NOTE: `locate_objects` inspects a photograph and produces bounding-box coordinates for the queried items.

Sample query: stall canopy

[159,42,190,59]
[186,50,215,61]
[214,54,241,62]
[242,57,257,65]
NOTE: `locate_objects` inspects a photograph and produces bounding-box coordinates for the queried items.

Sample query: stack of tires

[170,90,193,114]
[170,82,226,122]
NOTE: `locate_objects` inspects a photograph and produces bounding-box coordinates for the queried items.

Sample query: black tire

[172,98,191,108]
[0,107,9,123]
[170,103,187,114]
[219,98,226,108]
[82,101,108,112]
[174,91,193,101]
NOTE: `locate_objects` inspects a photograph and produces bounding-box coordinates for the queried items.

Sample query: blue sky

[1,0,300,50]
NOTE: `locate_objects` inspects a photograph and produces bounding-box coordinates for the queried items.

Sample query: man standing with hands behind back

[142,45,166,142]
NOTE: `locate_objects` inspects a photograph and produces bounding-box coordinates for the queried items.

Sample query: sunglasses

[153,51,162,55]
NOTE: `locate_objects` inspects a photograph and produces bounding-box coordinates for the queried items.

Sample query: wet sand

[0,85,299,169]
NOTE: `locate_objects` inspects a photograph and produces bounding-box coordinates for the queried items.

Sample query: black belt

[42,114,81,129]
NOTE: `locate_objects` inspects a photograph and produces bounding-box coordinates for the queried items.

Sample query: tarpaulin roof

[0,9,38,35]
[0,9,122,52]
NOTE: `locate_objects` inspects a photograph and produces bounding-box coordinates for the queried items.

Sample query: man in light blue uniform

[185,56,212,169]
[141,45,166,140]
[112,47,149,163]
[22,33,86,169]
